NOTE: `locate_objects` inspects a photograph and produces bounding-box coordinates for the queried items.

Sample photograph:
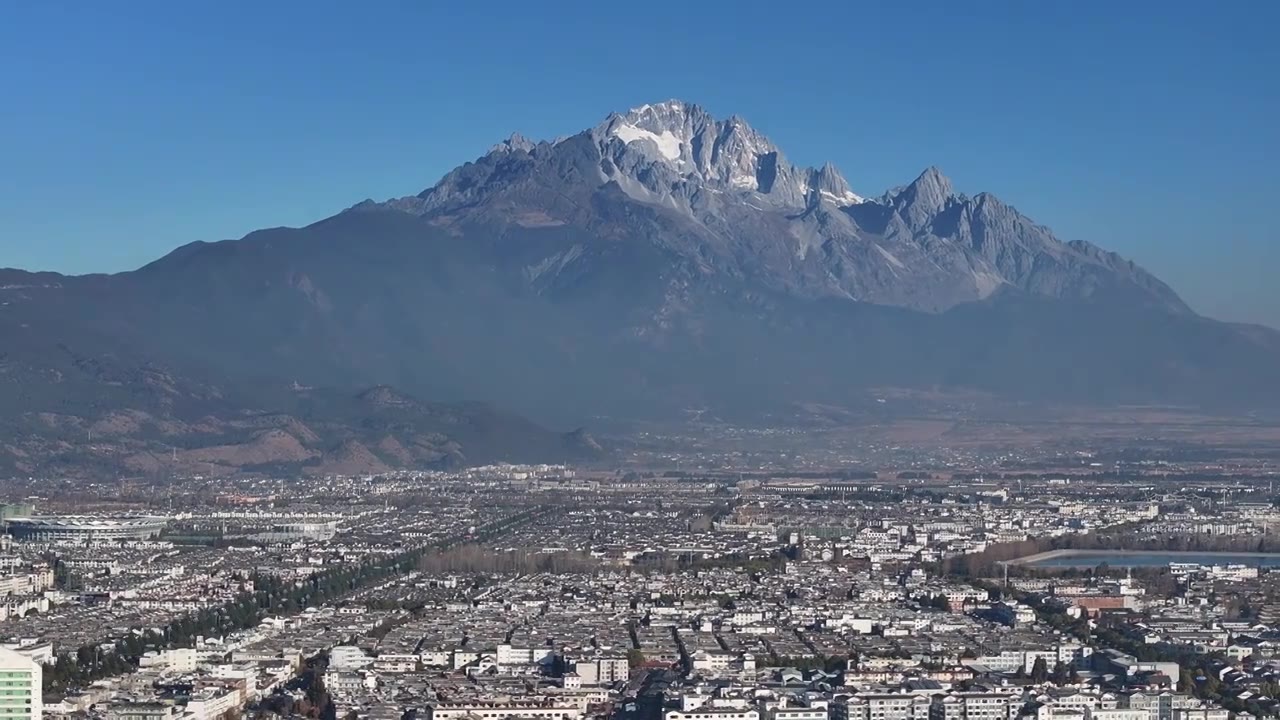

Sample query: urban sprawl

[1,462,1280,720]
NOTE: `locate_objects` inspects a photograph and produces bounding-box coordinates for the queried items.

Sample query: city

[0,458,1278,720]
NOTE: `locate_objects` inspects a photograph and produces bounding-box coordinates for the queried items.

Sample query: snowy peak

[599,100,774,179]
[609,120,684,161]
[602,111,689,164]
[596,100,857,207]
[618,99,716,135]
[808,162,864,206]
[414,99,867,215]
[382,99,1194,321]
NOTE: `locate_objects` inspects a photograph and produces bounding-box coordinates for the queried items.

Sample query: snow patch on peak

[819,189,865,206]
[626,99,695,118]
[640,99,682,111]
[611,122,683,162]
[596,101,861,210]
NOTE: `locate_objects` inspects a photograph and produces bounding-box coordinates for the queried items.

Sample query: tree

[1030,657,1050,683]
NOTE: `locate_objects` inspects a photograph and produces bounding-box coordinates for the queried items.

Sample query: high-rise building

[0,647,40,720]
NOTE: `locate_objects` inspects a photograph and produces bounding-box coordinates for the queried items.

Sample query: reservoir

[1008,550,1280,569]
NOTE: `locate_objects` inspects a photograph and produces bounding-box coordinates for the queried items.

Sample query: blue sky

[1,1,1276,325]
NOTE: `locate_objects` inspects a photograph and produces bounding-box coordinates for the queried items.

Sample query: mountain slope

[0,345,600,477]
[0,290,601,476]
[1,100,1278,439]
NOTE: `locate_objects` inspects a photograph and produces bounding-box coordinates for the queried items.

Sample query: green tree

[1030,657,1050,683]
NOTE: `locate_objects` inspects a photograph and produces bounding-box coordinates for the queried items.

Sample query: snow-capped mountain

[595,100,863,207]
[388,100,1186,314]
[3,100,1279,428]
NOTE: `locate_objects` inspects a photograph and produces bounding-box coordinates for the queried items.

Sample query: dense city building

[0,462,1270,720]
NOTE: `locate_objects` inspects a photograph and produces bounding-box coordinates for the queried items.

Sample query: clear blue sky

[1,1,1276,326]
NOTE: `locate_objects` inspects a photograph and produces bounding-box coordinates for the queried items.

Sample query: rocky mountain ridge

[373,100,1187,314]
[1,99,1277,473]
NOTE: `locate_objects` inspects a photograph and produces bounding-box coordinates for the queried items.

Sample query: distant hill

[0,342,600,477]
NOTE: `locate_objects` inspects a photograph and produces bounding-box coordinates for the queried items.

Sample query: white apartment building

[666,710,759,720]
[1088,711,1148,720]
[496,643,555,667]
[771,709,827,720]
[0,647,40,720]
[325,671,368,695]
[1032,691,1116,717]
[138,648,197,673]
[930,693,1016,720]
[1171,710,1228,720]
[1022,651,1061,674]
[452,650,482,669]
[181,688,239,720]
[104,702,178,720]
[837,694,931,720]
[428,702,582,720]
[1123,694,1226,720]
[0,644,51,667]
[0,598,47,623]
[420,650,451,667]
[374,654,419,673]
[572,656,629,686]
[1057,644,1093,665]
[690,650,736,673]
[0,570,53,597]
[1206,564,1258,582]
[328,645,373,671]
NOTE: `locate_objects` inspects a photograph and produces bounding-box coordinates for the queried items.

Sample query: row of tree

[415,545,599,574]
[1023,657,1080,684]
[43,507,548,692]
